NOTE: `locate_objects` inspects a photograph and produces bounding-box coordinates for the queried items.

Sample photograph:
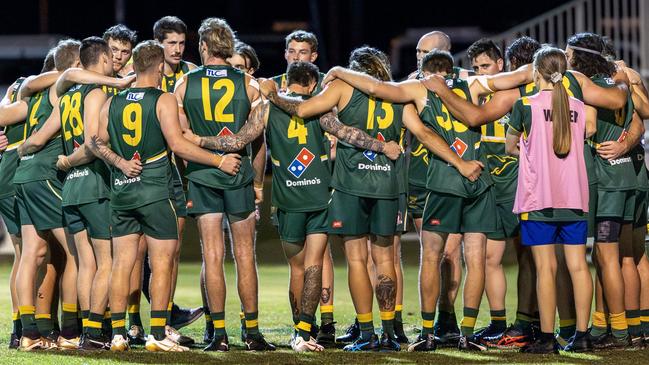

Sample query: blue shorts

[520,221,587,246]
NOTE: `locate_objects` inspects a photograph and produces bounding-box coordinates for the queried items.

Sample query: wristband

[215,155,224,169]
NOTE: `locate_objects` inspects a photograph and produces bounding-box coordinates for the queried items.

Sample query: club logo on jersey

[288,147,315,178]
[213,127,234,156]
[132,151,141,161]
[363,132,385,161]
[126,92,144,101]
[445,79,454,88]
[450,137,468,157]
[206,69,228,78]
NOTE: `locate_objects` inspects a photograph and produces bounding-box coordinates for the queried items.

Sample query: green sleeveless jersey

[332,88,404,199]
[266,94,331,212]
[590,76,636,191]
[183,65,253,189]
[59,83,111,206]
[108,87,172,210]
[0,78,26,199]
[271,72,325,95]
[421,77,492,198]
[13,88,64,184]
[517,72,597,185]
[480,94,518,203]
[408,135,428,188]
[162,60,191,93]
[395,128,407,194]
[631,143,649,191]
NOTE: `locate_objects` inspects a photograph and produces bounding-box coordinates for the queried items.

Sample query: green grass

[1,261,648,364]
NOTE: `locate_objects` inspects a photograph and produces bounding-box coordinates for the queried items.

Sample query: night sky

[1,0,571,81]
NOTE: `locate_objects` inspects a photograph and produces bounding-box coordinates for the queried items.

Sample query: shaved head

[416,31,452,65]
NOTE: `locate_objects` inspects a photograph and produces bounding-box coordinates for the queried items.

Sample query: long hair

[348,46,392,81]
[533,47,571,157]
[567,32,615,77]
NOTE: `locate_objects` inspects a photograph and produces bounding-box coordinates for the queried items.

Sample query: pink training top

[513,91,589,214]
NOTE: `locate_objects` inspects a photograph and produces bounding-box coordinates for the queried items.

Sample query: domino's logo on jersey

[363,132,385,161]
[206,69,228,78]
[288,147,315,178]
[126,92,144,101]
[214,127,233,156]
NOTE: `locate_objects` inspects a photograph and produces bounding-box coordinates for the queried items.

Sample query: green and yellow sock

[297,313,314,341]
[460,307,479,336]
[128,304,142,328]
[320,305,334,325]
[87,312,104,337]
[357,312,374,340]
[610,312,629,339]
[12,311,22,336]
[590,311,608,337]
[81,310,90,331]
[513,311,533,330]
[211,311,225,337]
[166,302,173,323]
[380,310,396,337]
[150,310,167,341]
[490,309,507,330]
[422,312,435,336]
[640,309,649,337]
[19,306,39,339]
[558,318,576,340]
[239,311,246,332]
[102,309,112,335]
[244,312,259,336]
[35,313,53,337]
[626,310,641,338]
[111,312,127,338]
[61,302,79,336]
[395,305,403,324]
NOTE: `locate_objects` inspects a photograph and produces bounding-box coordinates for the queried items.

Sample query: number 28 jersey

[183,65,253,189]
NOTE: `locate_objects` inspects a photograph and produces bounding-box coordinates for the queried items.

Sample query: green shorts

[422,188,497,234]
[588,184,598,238]
[487,199,520,240]
[327,189,399,237]
[277,208,328,244]
[63,199,111,239]
[0,196,20,236]
[16,180,65,231]
[407,185,427,219]
[596,189,635,221]
[396,193,408,233]
[111,199,178,240]
[172,179,187,218]
[186,181,254,217]
[633,190,648,229]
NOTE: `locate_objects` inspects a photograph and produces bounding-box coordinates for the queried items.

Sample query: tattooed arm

[193,101,269,152]
[318,111,401,160]
[259,78,342,118]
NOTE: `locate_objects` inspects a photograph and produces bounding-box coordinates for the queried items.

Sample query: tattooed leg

[371,235,397,336]
[297,233,327,340]
[283,241,305,325]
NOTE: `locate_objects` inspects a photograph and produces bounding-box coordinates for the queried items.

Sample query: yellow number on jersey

[436,88,468,133]
[288,116,308,144]
[366,97,394,130]
[122,103,142,146]
[60,92,84,141]
[28,93,43,128]
[201,78,235,123]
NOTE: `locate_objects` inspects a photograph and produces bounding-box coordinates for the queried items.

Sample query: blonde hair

[198,17,235,60]
[133,40,164,73]
[533,47,571,157]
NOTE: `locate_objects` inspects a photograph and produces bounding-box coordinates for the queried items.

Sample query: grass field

[1,261,648,364]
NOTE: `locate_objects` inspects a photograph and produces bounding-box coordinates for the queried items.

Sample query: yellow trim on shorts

[46,180,62,200]
[168,199,177,221]
[145,151,167,164]
[5,140,23,151]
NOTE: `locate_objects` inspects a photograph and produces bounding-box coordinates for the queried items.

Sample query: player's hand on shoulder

[56,155,71,171]
[458,159,484,182]
[118,157,142,178]
[383,141,402,161]
[218,153,242,175]
[259,78,278,98]
[321,66,344,88]
[420,74,446,94]
[118,74,136,89]
[182,128,201,146]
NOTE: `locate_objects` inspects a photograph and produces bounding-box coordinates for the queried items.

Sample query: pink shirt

[513,91,589,214]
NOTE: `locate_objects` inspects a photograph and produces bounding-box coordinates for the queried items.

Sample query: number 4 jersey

[183,65,254,190]
[59,83,111,206]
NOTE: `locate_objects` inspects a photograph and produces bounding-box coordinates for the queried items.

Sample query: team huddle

[0,14,648,356]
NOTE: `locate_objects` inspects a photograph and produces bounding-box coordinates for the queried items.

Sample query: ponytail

[551,74,571,157]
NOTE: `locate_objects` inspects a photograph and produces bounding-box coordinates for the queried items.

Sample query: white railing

[454,0,649,78]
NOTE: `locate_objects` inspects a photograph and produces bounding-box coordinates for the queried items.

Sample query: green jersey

[107,87,171,210]
[0,78,26,199]
[395,128,407,194]
[13,88,64,184]
[266,93,331,212]
[272,72,325,95]
[183,65,253,189]
[480,94,518,203]
[408,135,428,188]
[162,60,191,93]
[421,77,492,198]
[59,83,111,206]
[631,143,649,191]
[590,76,636,191]
[332,88,403,199]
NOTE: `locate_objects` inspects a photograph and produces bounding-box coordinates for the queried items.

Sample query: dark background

[1,0,570,82]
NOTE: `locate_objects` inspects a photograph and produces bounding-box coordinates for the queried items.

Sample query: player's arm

[468,64,533,99]
[585,105,597,138]
[157,93,241,175]
[88,96,142,177]
[18,102,62,156]
[56,68,135,97]
[622,67,649,118]
[571,70,628,110]
[1,81,19,107]
[505,128,521,156]
[596,111,643,160]
[17,71,60,100]
[243,77,266,199]
[0,101,28,127]
[402,103,483,181]
[59,89,107,170]
[421,75,518,126]
[505,99,526,156]
[321,66,423,104]
[260,78,344,118]
[174,75,192,132]
[318,111,401,160]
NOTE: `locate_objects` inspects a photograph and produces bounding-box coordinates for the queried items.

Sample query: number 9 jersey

[182,65,254,189]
